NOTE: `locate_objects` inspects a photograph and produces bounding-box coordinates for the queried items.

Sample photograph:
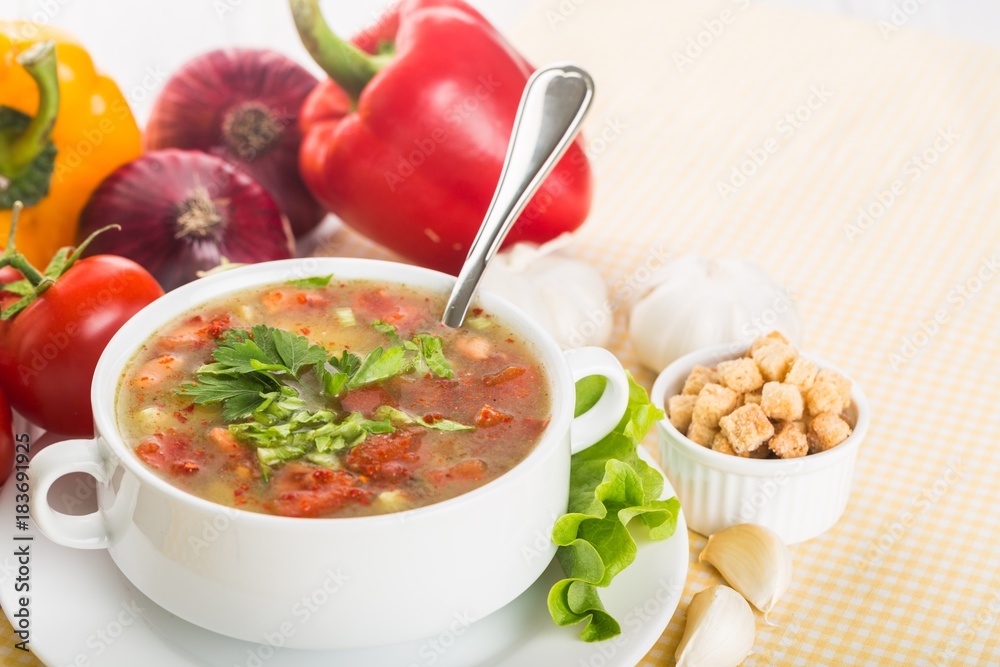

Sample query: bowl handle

[564,347,630,454]
[29,438,110,550]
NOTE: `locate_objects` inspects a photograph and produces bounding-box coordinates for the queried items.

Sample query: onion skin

[145,49,325,237]
[78,149,294,291]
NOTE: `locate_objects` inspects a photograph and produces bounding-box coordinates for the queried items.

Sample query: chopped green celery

[335,307,357,327]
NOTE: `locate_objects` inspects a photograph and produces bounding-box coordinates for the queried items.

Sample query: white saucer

[0,449,687,666]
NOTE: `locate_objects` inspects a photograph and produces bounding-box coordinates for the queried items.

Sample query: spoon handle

[441,63,594,327]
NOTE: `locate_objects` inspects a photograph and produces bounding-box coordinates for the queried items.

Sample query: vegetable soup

[116,277,551,518]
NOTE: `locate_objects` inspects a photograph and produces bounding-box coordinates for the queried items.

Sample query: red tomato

[0,256,163,436]
[0,387,13,485]
[272,464,371,518]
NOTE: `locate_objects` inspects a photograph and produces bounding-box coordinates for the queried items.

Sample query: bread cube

[719,404,775,455]
[751,342,797,382]
[711,431,737,455]
[743,390,762,405]
[805,369,852,415]
[668,394,697,433]
[717,358,764,393]
[808,412,852,453]
[785,357,818,391]
[770,421,808,458]
[692,383,740,428]
[746,442,774,458]
[686,422,718,447]
[682,365,720,395]
[761,382,804,421]
[747,331,791,357]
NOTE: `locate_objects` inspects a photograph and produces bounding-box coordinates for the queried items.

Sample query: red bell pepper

[290,0,592,274]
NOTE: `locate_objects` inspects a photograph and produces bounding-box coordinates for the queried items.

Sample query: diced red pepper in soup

[271,465,372,518]
[116,279,551,519]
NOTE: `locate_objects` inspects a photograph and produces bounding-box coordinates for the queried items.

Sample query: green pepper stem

[0,203,46,285]
[289,0,384,101]
[2,42,60,175]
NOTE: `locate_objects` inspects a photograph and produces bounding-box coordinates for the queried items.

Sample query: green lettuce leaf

[547,372,681,642]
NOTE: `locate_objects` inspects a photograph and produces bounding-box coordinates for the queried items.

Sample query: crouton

[711,431,737,455]
[692,383,740,428]
[770,421,809,458]
[686,421,718,447]
[785,357,818,391]
[808,412,852,453]
[805,369,852,415]
[717,358,765,393]
[747,331,790,357]
[719,404,775,454]
[751,342,797,382]
[668,394,697,433]
[683,365,720,395]
[761,382,804,421]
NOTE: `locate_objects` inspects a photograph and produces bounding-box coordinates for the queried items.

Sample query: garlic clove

[699,523,793,622]
[675,585,755,667]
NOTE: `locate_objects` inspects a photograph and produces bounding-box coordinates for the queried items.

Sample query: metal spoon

[441,63,595,328]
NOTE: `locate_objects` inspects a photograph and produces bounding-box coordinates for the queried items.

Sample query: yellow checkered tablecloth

[4,1,1000,665]
[512,1,1000,664]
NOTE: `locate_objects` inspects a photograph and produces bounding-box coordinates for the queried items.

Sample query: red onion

[78,149,294,291]
[145,49,325,237]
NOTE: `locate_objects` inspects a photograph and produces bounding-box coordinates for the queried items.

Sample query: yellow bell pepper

[0,21,141,266]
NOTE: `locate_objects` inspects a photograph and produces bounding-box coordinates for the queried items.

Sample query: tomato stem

[0,202,46,286]
[66,224,121,267]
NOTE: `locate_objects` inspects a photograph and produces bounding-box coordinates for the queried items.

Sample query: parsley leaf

[211,338,279,374]
[272,328,327,375]
[286,275,333,288]
[179,374,272,421]
[331,349,362,376]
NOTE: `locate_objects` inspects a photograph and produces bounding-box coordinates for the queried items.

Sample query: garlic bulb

[628,256,802,371]
[676,585,756,667]
[699,523,793,622]
[480,237,611,348]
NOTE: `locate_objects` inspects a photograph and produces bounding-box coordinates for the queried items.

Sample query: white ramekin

[650,343,870,544]
[28,258,632,649]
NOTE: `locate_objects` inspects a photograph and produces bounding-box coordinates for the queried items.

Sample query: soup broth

[116,279,551,518]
